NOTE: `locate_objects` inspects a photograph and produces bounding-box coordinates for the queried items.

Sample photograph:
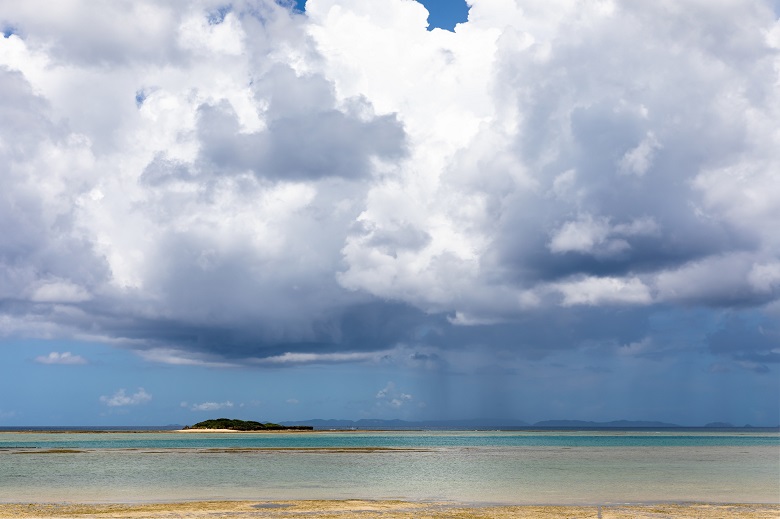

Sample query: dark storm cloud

[7,294,440,364]
[493,211,754,285]
[431,306,658,364]
[707,315,780,367]
[1,288,662,369]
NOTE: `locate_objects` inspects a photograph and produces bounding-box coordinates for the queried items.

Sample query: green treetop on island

[184,418,313,431]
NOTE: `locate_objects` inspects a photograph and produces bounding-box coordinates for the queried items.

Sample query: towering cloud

[0,0,778,373]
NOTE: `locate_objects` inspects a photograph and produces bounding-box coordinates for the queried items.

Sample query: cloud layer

[0,0,778,374]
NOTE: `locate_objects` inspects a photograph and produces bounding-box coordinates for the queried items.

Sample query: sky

[0,0,778,427]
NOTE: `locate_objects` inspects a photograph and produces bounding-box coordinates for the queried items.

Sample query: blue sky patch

[208,5,233,25]
[135,90,148,108]
[417,0,469,31]
[290,1,469,30]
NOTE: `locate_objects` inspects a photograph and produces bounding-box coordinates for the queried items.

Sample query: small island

[183,418,313,431]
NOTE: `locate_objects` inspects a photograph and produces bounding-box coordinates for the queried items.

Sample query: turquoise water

[1,431,778,504]
[1,430,777,449]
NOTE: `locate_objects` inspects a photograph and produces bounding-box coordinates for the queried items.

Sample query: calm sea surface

[1,430,778,504]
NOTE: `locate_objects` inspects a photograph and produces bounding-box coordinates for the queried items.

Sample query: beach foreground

[0,500,778,518]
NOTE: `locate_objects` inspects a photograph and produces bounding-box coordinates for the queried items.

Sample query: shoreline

[174,428,322,433]
[0,500,778,518]
[0,429,355,434]
[0,429,433,435]
[2,427,778,434]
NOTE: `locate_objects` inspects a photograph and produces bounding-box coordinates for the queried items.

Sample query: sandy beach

[0,500,778,518]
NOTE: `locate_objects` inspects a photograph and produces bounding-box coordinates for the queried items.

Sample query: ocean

[1,430,778,504]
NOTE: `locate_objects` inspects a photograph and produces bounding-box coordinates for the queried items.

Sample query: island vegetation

[184,418,313,431]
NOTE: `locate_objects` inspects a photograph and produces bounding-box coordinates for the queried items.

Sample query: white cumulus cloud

[188,401,234,412]
[100,388,152,407]
[34,351,88,365]
[375,381,415,409]
[557,276,653,307]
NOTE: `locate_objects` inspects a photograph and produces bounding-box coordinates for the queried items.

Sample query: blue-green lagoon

[1,430,778,504]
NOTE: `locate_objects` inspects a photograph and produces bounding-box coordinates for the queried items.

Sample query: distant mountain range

[279,418,753,429]
[281,418,530,429]
[3,420,774,432]
[533,419,680,428]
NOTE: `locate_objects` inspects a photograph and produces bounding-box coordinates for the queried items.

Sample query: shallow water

[1,430,778,449]
[0,431,778,504]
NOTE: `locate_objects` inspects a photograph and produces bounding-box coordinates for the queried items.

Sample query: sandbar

[0,500,778,518]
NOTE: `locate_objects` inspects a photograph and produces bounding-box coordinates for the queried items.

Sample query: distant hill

[186,418,312,431]
[533,419,681,428]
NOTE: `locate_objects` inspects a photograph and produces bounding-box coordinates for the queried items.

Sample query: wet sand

[0,500,777,518]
